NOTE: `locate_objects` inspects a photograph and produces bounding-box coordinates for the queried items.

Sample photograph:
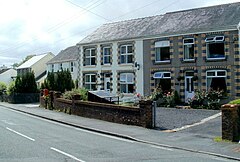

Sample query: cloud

[0,0,239,67]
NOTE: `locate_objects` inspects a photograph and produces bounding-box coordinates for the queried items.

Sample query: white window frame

[183,38,194,61]
[120,73,134,93]
[85,48,96,66]
[206,70,227,90]
[120,44,133,64]
[85,74,96,90]
[153,72,171,79]
[205,36,225,60]
[103,46,111,65]
[155,41,170,63]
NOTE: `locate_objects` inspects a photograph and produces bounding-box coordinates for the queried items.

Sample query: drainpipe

[238,22,240,55]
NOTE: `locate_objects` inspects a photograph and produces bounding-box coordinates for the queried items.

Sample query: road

[0,106,235,162]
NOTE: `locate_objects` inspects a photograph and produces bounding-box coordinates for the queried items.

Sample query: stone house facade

[77,2,240,102]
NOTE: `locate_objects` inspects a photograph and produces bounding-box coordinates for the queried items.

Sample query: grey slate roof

[47,46,78,64]
[79,2,240,45]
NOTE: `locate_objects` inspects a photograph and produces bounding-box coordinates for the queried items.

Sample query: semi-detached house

[77,2,240,102]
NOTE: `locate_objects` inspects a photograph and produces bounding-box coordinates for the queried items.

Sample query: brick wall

[221,104,240,142]
[40,92,153,128]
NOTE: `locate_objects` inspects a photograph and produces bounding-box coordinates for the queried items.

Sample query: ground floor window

[153,72,171,93]
[120,73,134,93]
[85,74,97,90]
[206,70,227,92]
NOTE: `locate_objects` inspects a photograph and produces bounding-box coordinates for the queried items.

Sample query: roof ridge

[166,2,240,14]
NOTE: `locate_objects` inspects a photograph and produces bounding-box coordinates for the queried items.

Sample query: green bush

[0,82,7,95]
[62,88,88,101]
[42,70,74,93]
[14,71,38,93]
[229,99,240,104]
[7,82,15,95]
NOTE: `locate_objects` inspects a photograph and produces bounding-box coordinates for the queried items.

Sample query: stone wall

[221,104,240,142]
[40,92,154,128]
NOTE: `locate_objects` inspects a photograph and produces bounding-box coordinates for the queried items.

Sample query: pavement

[0,102,240,161]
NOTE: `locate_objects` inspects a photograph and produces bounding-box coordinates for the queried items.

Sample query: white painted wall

[78,39,144,95]
[32,53,54,78]
[47,60,78,81]
[0,69,17,85]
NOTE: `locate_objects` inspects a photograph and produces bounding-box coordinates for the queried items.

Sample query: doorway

[104,73,111,92]
[185,72,194,102]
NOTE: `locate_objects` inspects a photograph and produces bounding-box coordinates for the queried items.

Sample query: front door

[185,72,194,102]
[104,74,111,92]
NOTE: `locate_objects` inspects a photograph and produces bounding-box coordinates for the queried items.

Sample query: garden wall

[40,92,153,128]
[8,93,39,104]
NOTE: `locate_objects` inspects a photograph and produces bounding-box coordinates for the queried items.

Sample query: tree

[14,72,38,93]
[43,69,74,93]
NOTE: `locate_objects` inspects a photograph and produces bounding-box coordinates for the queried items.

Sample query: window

[153,72,171,92]
[103,47,111,64]
[85,74,96,90]
[85,48,96,66]
[51,64,54,72]
[155,41,170,62]
[206,70,226,92]
[205,36,225,59]
[183,38,194,61]
[59,63,62,71]
[120,45,133,64]
[70,62,74,72]
[120,73,134,93]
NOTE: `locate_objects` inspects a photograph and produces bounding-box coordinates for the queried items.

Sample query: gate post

[139,100,153,128]
[221,104,240,142]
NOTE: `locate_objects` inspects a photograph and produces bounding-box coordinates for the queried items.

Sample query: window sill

[119,63,134,66]
[182,59,196,63]
[155,60,171,64]
[206,58,226,62]
[84,65,97,67]
[103,64,111,66]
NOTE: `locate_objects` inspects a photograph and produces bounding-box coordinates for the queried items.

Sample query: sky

[0,0,239,67]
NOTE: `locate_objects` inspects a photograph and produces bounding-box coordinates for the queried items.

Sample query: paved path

[0,102,239,161]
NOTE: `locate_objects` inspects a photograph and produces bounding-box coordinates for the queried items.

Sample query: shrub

[163,91,175,107]
[43,70,74,93]
[0,82,7,95]
[7,82,15,95]
[14,71,38,93]
[62,88,88,101]
[229,99,240,104]
[188,89,224,109]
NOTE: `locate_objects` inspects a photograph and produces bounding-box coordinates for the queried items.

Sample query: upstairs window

[70,62,74,72]
[120,45,133,64]
[103,47,111,64]
[205,36,225,60]
[183,38,194,61]
[120,73,134,93]
[155,41,170,62]
[85,48,96,66]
